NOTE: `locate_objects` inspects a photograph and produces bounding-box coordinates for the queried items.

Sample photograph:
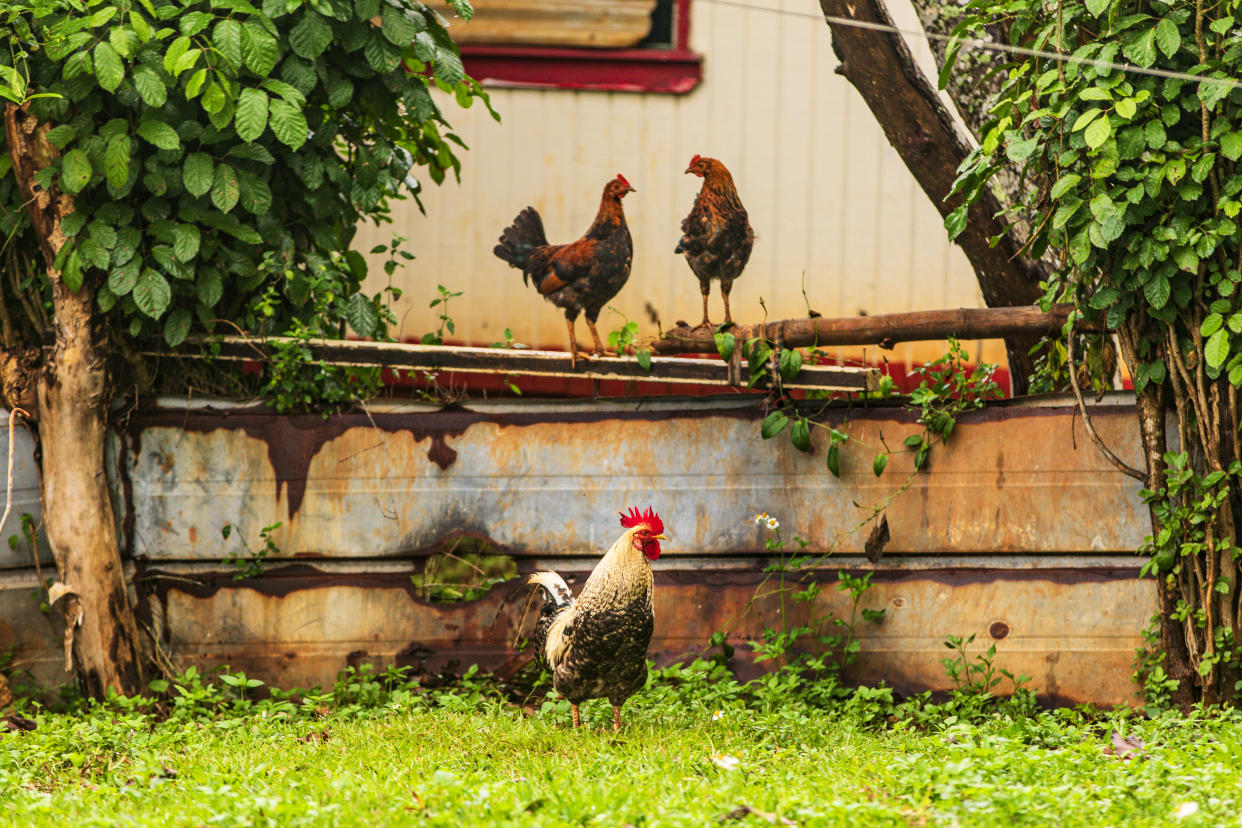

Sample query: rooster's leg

[611,704,623,732]
[566,317,594,367]
[721,279,734,326]
[571,703,581,728]
[585,318,606,355]
[697,282,712,328]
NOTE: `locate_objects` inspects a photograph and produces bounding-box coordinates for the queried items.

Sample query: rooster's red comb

[615,173,632,189]
[689,154,702,166]
[620,506,663,534]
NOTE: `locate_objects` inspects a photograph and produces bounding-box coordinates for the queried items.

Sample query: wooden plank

[180,337,879,392]
[652,304,1091,355]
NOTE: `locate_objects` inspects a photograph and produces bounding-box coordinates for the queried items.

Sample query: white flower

[753,512,769,525]
[712,710,724,721]
[711,753,740,770]
[766,517,779,530]
[1174,802,1199,819]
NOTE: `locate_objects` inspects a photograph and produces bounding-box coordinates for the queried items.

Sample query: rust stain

[188,526,198,544]
[989,620,1010,639]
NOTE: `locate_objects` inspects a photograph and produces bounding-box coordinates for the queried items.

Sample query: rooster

[494,175,636,365]
[528,506,666,731]
[675,155,754,328]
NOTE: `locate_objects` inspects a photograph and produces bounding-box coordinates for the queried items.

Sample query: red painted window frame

[459,0,702,94]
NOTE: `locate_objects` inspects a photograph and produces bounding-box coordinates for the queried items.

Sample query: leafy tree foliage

[949,0,1242,703]
[0,0,492,368]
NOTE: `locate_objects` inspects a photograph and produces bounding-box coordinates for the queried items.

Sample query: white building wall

[356,0,1005,369]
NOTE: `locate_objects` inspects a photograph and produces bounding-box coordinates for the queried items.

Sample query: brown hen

[676,156,754,328]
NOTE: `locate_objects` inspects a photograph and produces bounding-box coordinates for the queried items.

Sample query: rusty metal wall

[2,394,1156,704]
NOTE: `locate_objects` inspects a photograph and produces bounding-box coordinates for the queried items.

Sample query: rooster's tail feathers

[529,570,573,608]
[494,207,548,284]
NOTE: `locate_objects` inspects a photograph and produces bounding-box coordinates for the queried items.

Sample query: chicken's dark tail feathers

[494,206,548,287]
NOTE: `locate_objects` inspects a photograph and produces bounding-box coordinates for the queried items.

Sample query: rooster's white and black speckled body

[528,508,664,730]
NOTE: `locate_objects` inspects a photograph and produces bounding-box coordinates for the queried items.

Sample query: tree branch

[818,0,1045,392]
[1066,327,1144,482]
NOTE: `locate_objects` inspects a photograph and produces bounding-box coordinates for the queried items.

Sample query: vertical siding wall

[356,0,1002,370]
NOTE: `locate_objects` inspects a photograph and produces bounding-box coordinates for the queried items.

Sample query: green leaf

[381,4,417,45]
[183,153,214,197]
[1206,328,1231,369]
[132,65,167,108]
[289,11,333,59]
[1155,17,1180,58]
[714,331,735,361]
[163,36,191,76]
[268,99,308,150]
[240,20,279,77]
[1085,0,1112,15]
[237,171,272,215]
[133,268,171,318]
[163,307,192,347]
[778,348,802,380]
[789,418,810,452]
[826,444,840,477]
[1122,27,1158,68]
[104,134,131,190]
[45,124,77,149]
[1005,135,1038,162]
[1223,133,1242,162]
[1072,108,1102,132]
[109,256,140,295]
[345,293,379,337]
[197,268,223,308]
[173,224,200,262]
[1202,313,1224,337]
[180,10,212,37]
[1145,275,1170,309]
[215,19,242,67]
[61,213,86,237]
[234,88,269,141]
[944,204,968,240]
[636,349,652,371]
[760,411,789,440]
[1050,173,1081,199]
[60,149,92,194]
[1114,98,1137,119]
[211,163,240,213]
[1084,114,1112,149]
[93,42,124,92]
[137,119,180,150]
[872,453,888,477]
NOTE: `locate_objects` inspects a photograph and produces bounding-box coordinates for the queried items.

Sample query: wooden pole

[652,304,1085,355]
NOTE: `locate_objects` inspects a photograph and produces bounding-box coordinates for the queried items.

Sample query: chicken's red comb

[689,154,702,166]
[615,173,632,189]
[620,506,663,534]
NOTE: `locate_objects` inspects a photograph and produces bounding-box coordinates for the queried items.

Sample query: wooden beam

[652,304,1086,355]
[181,337,880,392]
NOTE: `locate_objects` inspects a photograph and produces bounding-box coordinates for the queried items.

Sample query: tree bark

[818,0,1044,392]
[1118,318,1195,710]
[5,103,143,696]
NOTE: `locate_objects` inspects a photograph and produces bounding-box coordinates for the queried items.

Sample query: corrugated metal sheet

[1,394,1157,705]
[353,0,1002,371]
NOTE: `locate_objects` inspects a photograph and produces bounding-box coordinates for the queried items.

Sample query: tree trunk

[818,0,1044,393]
[4,103,144,697]
[1118,319,1195,710]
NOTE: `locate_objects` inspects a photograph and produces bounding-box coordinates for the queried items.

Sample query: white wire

[697,0,1239,91]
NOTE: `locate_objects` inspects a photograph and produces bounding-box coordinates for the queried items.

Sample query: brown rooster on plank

[494,175,635,365]
[676,155,754,328]
[528,506,665,731]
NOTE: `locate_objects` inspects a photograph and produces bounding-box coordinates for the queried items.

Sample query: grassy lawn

[3,664,1242,827]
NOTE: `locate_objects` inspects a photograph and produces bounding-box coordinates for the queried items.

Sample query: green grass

[3,670,1242,828]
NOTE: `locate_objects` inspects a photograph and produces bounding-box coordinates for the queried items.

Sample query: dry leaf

[865,512,891,563]
[720,805,795,825]
[1103,730,1146,759]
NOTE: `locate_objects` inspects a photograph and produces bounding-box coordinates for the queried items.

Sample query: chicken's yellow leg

[611,704,623,733]
[571,703,581,728]
[697,282,712,328]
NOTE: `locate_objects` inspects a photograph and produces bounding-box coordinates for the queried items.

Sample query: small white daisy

[712,710,724,721]
[711,753,740,770]
[753,512,769,525]
[766,517,779,530]
[1174,802,1199,819]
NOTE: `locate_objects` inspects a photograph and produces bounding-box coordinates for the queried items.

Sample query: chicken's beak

[655,534,668,541]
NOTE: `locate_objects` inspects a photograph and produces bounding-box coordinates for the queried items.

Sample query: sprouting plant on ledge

[422,284,463,346]
[222,522,282,581]
[942,633,1031,698]
[606,306,653,370]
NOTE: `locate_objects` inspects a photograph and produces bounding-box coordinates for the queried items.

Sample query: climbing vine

[948,0,1242,703]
